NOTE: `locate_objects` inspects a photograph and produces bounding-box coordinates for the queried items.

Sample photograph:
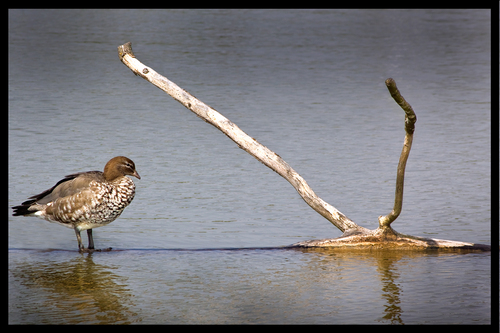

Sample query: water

[8,248,491,324]
[9,9,491,324]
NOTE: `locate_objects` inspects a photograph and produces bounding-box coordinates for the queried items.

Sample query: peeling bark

[118,42,490,252]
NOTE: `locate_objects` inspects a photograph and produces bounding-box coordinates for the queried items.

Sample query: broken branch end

[118,42,135,61]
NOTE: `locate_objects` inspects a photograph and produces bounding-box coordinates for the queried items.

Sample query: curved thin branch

[378,78,417,229]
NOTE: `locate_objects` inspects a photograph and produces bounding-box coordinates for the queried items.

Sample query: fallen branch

[117,42,365,235]
[118,42,490,251]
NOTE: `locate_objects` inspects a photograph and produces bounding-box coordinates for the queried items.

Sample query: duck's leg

[75,228,111,253]
[87,229,95,250]
[86,229,112,252]
[74,228,85,252]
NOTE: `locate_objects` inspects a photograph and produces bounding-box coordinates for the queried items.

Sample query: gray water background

[9,9,491,324]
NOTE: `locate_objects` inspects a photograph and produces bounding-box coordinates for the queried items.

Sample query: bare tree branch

[118,42,365,234]
[378,78,417,229]
[117,42,490,251]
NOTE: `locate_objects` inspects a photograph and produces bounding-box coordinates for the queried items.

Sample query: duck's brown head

[103,156,141,181]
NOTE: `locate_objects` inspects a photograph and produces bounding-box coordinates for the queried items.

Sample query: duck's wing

[33,171,104,205]
[12,171,103,216]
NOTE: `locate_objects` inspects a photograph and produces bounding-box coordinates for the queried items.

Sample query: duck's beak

[132,170,141,179]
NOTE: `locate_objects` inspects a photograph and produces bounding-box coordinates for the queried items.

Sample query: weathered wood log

[117,42,366,235]
[118,42,490,251]
[289,233,492,251]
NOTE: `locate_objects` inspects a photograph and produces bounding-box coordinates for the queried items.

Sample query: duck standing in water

[12,156,140,252]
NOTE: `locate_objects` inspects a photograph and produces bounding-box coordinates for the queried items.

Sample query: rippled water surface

[9,9,491,324]
[9,249,490,324]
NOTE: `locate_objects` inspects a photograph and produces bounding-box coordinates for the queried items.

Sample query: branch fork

[118,42,490,251]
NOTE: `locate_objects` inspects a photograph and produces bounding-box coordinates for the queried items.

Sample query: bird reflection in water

[10,252,140,324]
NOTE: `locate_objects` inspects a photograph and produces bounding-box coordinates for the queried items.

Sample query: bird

[12,156,140,252]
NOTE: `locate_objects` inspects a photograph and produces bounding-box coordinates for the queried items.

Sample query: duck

[12,156,140,252]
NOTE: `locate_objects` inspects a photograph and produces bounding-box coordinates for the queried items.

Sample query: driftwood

[118,42,490,251]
